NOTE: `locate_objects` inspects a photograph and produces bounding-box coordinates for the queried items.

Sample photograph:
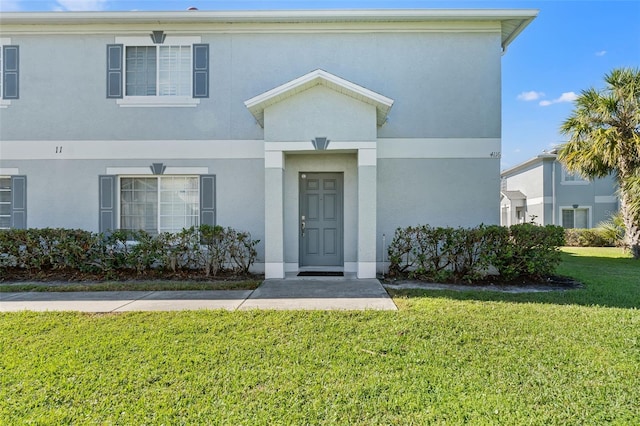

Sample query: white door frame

[263,141,377,279]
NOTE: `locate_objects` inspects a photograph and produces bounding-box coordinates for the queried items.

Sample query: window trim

[114,36,202,107]
[117,175,201,235]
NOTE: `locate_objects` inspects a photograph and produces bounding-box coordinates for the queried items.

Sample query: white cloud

[517,91,545,101]
[55,0,108,11]
[595,50,607,57]
[539,92,578,106]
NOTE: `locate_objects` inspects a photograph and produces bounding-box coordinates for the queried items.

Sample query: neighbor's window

[562,208,588,229]
[120,176,199,234]
[0,177,11,229]
[562,168,588,184]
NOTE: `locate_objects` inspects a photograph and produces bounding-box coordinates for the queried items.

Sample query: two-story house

[0,9,537,278]
[501,150,619,228]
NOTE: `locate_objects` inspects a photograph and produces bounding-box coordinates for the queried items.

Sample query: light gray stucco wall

[5,157,265,255]
[503,161,545,224]
[1,25,505,264]
[1,31,501,141]
[264,85,377,142]
[554,161,619,227]
[377,158,500,259]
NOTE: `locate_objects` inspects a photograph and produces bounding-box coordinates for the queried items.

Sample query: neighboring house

[0,9,536,278]
[500,151,618,228]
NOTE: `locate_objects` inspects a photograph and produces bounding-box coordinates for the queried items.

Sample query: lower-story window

[120,176,199,234]
[562,208,588,229]
[0,177,11,229]
[0,175,26,229]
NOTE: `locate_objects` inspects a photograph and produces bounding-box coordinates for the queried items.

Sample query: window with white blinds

[125,45,191,97]
[120,176,199,235]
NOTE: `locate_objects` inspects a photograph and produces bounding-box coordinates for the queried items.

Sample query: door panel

[300,172,343,266]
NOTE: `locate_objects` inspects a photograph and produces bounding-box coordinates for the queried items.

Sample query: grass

[390,246,639,309]
[1,247,638,424]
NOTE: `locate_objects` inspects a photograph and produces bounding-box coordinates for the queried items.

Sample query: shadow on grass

[388,253,640,310]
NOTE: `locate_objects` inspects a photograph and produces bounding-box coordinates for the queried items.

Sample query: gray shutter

[11,175,26,229]
[99,175,117,232]
[193,44,209,98]
[3,46,19,100]
[200,175,216,226]
[106,44,123,98]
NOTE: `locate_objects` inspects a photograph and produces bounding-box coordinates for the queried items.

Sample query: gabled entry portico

[245,69,393,279]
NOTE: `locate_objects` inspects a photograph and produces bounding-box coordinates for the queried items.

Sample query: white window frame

[115,36,201,108]
[117,175,200,235]
[560,206,592,229]
[561,167,589,185]
[0,38,12,108]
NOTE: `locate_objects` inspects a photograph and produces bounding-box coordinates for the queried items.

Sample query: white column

[357,147,377,278]
[264,150,285,279]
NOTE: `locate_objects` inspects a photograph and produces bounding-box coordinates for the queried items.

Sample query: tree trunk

[620,190,640,259]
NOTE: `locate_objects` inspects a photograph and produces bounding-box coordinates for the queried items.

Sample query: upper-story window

[1,39,20,107]
[126,45,191,97]
[107,36,209,107]
[561,167,588,185]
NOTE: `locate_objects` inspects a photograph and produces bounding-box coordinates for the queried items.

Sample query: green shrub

[0,226,260,278]
[597,212,625,246]
[0,228,101,272]
[565,228,615,247]
[388,223,565,283]
[498,224,565,280]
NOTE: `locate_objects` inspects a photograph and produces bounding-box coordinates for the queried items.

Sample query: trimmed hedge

[564,228,615,247]
[0,225,259,278]
[387,223,565,282]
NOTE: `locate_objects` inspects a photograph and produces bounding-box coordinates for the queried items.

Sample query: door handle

[301,216,306,237]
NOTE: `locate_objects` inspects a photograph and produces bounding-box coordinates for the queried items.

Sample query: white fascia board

[0,9,537,49]
[0,9,539,25]
[245,69,393,127]
[501,153,556,177]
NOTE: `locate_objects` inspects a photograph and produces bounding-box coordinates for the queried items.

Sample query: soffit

[0,9,538,50]
[244,69,394,127]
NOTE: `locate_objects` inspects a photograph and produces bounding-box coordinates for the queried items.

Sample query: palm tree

[558,67,640,258]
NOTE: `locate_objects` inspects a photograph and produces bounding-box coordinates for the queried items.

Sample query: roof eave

[501,13,538,52]
[501,153,556,177]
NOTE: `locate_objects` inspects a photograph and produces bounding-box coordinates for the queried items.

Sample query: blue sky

[1,0,639,169]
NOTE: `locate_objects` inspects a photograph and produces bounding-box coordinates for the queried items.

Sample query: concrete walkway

[0,278,397,312]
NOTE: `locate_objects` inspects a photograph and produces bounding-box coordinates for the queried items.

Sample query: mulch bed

[383,275,584,293]
[0,267,262,283]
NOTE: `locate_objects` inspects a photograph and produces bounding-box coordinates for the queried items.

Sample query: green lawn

[1,248,638,424]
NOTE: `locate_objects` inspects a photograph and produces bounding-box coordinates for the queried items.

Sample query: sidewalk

[0,278,397,312]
